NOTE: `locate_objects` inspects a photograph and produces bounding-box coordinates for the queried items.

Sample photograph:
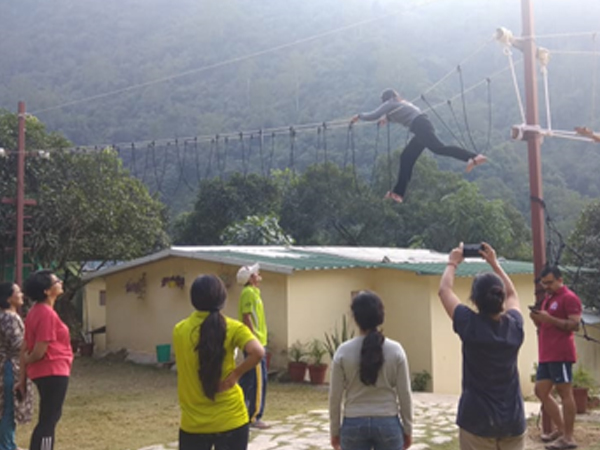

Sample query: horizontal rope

[547,50,600,56]
[524,31,600,40]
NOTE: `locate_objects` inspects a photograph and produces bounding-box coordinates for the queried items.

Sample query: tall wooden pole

[521,0,552,434]
[521,0,546,297]
[16,101,26,287]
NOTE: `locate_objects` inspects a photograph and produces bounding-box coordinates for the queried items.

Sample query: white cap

[236,263,260,285]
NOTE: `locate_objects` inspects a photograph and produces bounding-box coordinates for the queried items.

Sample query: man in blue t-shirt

[438,242,526,450]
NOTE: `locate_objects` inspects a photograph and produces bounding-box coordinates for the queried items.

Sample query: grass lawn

[14,357,600,450]
[15,357,329,450]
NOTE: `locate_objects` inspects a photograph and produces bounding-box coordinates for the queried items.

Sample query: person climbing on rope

[351,88,487,203]
[574,126,600,142]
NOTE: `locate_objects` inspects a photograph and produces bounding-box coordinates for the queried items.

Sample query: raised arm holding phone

[438,242,526,450]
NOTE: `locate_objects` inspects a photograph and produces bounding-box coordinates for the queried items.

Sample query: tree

[173,173,281,245]
[280,158,532,256]
[0,111,169,325]
[566,200,600,309]
[280,163,401,246]
[221,215,294,245]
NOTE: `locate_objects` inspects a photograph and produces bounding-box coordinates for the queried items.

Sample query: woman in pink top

[17,270,73,450]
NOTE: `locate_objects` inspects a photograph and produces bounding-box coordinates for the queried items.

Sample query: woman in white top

[329,291,413,450]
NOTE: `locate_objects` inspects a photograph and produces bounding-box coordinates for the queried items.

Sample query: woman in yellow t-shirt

[173,275,264,450]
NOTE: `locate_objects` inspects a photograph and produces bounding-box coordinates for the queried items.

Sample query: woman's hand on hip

[218,371,240,392]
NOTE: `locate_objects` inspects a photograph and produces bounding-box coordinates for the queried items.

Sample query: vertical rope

[170,139,183,196]
[130,143,137,178]
[421,94,464,147]
[150,141,162,193]
[180,140,195,192]
[240,132,247,176]
[323,122,331,188]
[316,126,322,165]
[457,65,479,154]
[484,78,493,155]
[349,124,359,193]
[446,100,469,148]
[540,67,552,131]
[249,134,254,175]
[267,132,276,175]
[258,129,265,177]
[142,142,151,184]
[160,142,170,195]
[221,136,228,176]
[343,126,351,169]
[322,122,328,166]
[289,127,296,174]
[205,137,214,179]
[194,137,200,184]
[370,123,381,187]
[504,46,526,123]
[386,122,393,191]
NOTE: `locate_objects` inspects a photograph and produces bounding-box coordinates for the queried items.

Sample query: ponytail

[360,329,385,385]
[351,290,386,386]
[189,275,228,401]
[197,311,227,400]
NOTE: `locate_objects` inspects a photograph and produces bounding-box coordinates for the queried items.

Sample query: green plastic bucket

[156,344,171,363]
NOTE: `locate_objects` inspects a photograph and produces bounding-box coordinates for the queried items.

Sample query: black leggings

[30,376,69,450]
[179,424,249,450]
[393,114,477,197]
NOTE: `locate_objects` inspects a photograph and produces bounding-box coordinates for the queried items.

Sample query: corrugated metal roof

[83,246,535,280]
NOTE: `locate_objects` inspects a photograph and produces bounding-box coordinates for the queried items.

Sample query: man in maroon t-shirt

[530,266,582,450]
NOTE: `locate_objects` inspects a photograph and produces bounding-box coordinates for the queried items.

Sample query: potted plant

[324,314,355,359]
[308,339,328,385]
[572,365,597,414]
[287,341,307,383]
[411,370,432,392]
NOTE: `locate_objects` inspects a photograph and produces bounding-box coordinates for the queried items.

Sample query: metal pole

[521,0,552,434]
[16,101,26,287]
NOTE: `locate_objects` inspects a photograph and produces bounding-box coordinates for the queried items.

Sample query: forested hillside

[1,0,599,239]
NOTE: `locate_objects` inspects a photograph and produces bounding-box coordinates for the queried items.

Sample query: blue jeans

[341,416,404,450]
[0,360,16,450]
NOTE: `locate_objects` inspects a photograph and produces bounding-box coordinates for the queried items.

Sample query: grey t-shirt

[358,99,422,128]
[328,336,413,437]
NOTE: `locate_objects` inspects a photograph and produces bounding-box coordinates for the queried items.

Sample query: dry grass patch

[15,358,328,450]
[16,357,180,450]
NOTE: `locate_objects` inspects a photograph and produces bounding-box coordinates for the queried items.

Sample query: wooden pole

[16,101,26,287]
[521,0,552,434]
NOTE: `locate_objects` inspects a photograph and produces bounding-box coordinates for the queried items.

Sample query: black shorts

[536,362,573,384]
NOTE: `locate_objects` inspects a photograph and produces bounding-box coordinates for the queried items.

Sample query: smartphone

[463,243,483,258]
[528,305,540,313]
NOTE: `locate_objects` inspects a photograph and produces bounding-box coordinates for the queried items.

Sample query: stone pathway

[135,394,541,450]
